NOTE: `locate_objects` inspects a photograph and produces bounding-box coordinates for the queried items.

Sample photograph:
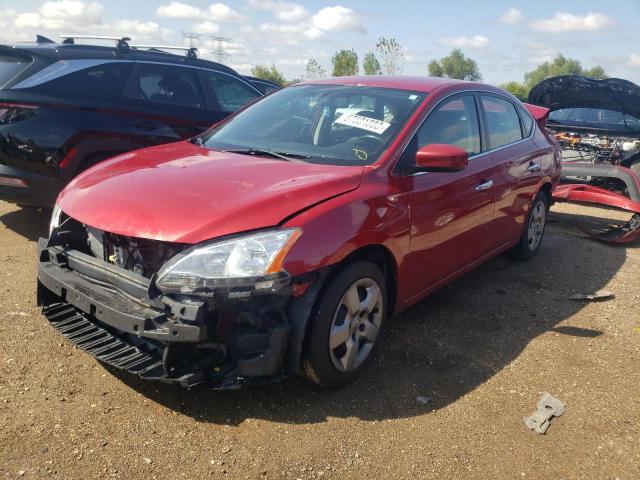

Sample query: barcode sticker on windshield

[335,114,391,135]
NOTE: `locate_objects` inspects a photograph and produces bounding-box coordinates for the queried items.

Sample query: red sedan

[38,76,561,388]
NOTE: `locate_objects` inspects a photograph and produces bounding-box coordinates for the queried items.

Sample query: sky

[1,0,639,85]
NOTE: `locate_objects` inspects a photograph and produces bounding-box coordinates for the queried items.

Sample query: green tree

[428,49,481,81]
[305,58,326,80]
[523,54,607,89]
[363,52,381,75]
[331,49,359,77]
[499,81,528,101]
[427,60,444,78]
[376,37,403,75]
[250,64,287,86]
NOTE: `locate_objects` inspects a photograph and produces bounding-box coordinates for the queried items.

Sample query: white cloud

[15,13,42,29]
[41,0,103,19]
[190,21,220,34]
[156,2,202,19]
[627,54,640,67]
[438,35,489,49]
[13,0,104,30]
[531,12,613,33]
[499,7,524,25]
[247,0,309,22]
[209,3,245,22]
[312,6,364,33]
[113,19,167,37]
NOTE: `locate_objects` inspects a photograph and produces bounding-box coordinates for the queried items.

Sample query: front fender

[282,186,409,275]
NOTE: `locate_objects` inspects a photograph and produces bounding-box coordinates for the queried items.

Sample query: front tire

[510,191,549,260]
[302,261,387,387]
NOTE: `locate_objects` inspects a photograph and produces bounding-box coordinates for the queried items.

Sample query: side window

[204,71,260,112]
[416,95,481,155]
[481,96,523,148]
[124,64,204,109]
[30,62,132,100]
[517,104,534,137]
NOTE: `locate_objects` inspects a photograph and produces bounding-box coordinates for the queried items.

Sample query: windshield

[202,84,425,165]
[549,107,640,131]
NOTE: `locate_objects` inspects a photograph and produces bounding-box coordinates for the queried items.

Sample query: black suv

[0,35,263,206]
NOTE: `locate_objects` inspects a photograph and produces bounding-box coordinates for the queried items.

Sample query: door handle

[527,162,541,173]
[475,179,494,191]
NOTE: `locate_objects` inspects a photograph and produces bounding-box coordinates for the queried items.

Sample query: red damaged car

[38,76,560,388]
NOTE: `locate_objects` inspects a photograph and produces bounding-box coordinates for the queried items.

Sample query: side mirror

[415,144,468,172]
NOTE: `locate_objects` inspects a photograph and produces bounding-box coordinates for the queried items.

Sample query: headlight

[155,228,302,296]
[49,203,62,237]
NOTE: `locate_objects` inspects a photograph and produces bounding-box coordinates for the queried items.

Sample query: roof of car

[299,75,471,93]
[5,41,240,75]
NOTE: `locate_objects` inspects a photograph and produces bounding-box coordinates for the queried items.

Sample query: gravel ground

[0,200,638,479]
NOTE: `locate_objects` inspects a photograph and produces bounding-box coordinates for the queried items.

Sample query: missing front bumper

[37,239,294,388]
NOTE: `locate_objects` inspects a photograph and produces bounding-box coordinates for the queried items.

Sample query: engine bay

[553,130,640,165]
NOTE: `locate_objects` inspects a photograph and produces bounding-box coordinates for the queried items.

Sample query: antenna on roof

[131,44,198,59]
[59,35,131,51]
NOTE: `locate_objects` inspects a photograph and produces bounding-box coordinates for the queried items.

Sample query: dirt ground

[0,199,638,480]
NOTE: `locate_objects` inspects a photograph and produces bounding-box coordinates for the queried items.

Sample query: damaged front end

[529,75,640,242]
[37,213,322,388]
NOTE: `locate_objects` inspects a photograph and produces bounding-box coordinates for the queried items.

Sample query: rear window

[0,53,33,89]
[30,62,132,100]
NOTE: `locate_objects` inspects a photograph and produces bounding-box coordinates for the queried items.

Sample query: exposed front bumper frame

[37,239,302,388]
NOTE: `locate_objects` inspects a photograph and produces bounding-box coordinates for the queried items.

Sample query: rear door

[120,63,214,145]
[404,93,499,299]
[478,94,543,247]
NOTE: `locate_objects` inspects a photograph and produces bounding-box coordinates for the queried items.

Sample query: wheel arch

[539,181,553,207]
[286,242,400,376]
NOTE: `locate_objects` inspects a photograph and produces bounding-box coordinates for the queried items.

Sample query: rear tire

[510,191,549,260]
[302,261,387,387]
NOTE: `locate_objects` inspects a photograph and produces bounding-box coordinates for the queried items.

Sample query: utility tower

[210,36,231,64]
[181,31,201,48]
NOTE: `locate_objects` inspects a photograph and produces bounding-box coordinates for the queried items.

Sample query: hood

[58,141,364,244]
[528,75,640,120]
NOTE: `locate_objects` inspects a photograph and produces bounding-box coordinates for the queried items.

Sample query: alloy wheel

[527,200,546,251]
[328,278,383,373]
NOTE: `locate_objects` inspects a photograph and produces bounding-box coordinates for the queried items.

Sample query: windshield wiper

[224,148,310,162]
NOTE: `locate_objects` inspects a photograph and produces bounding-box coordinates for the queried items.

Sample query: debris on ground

[524,392,567,434]
[415,396,432,405]
[569,290,615,301]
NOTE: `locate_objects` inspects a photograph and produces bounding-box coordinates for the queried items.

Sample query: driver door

[403,94,500,300]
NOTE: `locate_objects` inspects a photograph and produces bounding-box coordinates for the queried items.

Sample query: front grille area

[56,215,185,278]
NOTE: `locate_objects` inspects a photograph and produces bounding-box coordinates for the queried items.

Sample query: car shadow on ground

[0,206,50,242]
[110,210,628,425]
